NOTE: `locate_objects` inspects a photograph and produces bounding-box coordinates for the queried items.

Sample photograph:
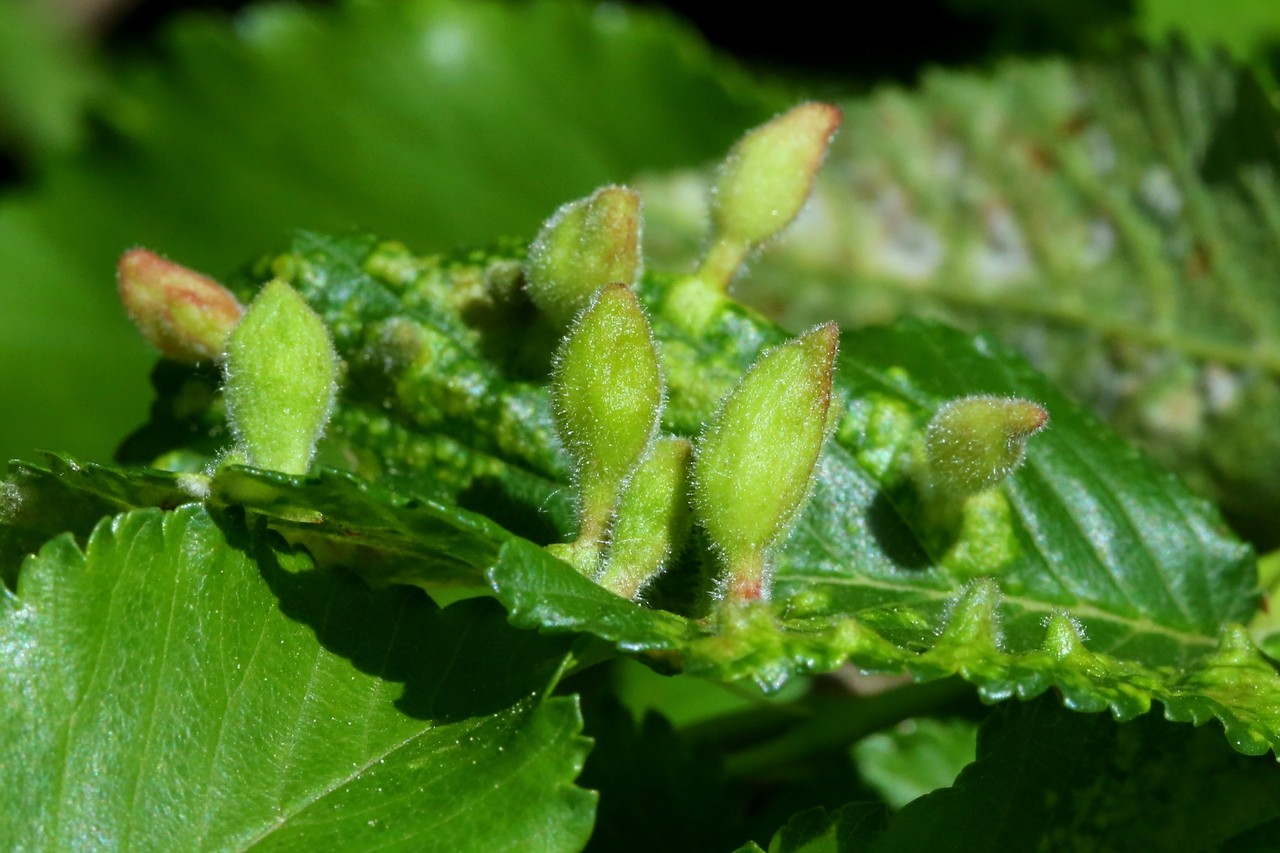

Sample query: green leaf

[0,0,773,463]
[0,0,99,160]
[488,302,1277,756]
[211,466,512,588]
[0,505,594,850]
[869,696,1280,852]
[490,538,697,652]
[1140,0,1280,58]
[852,718,979,810]
[642,52,1280,545]
[0,453,198,587]
[122,229,1277,757]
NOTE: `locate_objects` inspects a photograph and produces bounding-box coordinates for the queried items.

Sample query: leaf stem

[698,237,749,291]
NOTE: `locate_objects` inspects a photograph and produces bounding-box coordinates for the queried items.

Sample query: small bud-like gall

[526,185,642,326]
[550,283,664,572]
[694,322,839,603]
[700,102,841,289]
[924,395,1049,496]
[223,280,339,476]
[118,248,244,362]
[599,437,694,600]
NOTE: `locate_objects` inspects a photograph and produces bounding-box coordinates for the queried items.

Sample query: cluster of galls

[116,102,1047,614]
[531,104,843,607]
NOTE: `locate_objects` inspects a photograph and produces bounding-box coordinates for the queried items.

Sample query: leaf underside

[869,696,1280,852]
[757,696,1280,851]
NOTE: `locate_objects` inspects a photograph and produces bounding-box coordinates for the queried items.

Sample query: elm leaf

[0,505,593,850]
[117,233,1279,757]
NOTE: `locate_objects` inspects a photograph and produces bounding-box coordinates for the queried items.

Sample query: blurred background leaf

[0,0,101,165]
[1141,0,1280,58]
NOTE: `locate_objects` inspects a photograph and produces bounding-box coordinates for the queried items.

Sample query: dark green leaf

[0,451,217,587]
[489,538,697,652]
[577,697,743,853]
[871,696,1280,852]
[119,229,1277,756]
[0,454,515,590]
[766,804,889,853]
[212,465,512,588]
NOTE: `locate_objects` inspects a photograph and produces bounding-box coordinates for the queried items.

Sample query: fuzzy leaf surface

[0,505,593,850]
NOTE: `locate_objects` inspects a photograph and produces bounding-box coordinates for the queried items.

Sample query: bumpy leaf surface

[0,505,594,850]
[110,231,1280,757]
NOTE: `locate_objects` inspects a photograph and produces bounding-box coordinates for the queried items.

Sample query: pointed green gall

[526,185,642,326]
[700,102,841,290]
[599,437,693,600]
[925,395,1049,496]
[551,283,664,573]
[223,280,339,476]
[694,322,839,604]
[117,248,244,362]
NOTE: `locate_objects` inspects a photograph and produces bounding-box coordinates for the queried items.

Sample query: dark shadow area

[639,530,719,620]
[458,261,561,384]
[573,691,750,852]
[114,360,226,466]
[567,673,887,853]
[458,473,570,546]
[224,508,573,723]
[866,485,946,572]
[640,0,1134,88]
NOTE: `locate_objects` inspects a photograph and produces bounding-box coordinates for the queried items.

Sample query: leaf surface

[852,718,978,810]
[0,505,594,850]
[761,804,889,853]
